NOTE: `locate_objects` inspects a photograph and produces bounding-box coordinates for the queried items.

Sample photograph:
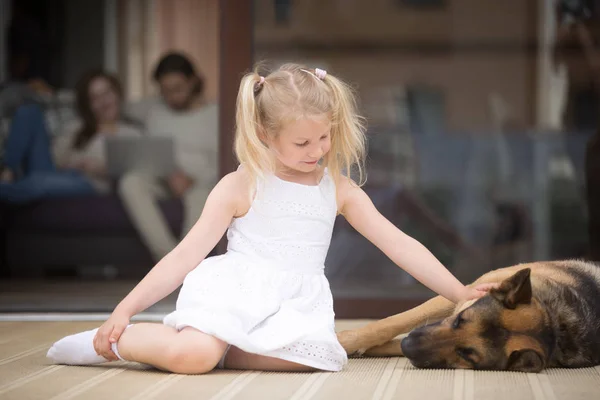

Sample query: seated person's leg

[223,346,317,372]
[47,322,228,374]
[182,183,212,237]
[118,325,228,374]
[118,172,176,261]
[2,104,55,180]
[0,171,95,204]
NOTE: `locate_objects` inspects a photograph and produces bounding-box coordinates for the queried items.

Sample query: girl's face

[88,77,121,123]
[268,116,332,175]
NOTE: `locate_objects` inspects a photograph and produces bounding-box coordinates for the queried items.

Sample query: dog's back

[531,260,600,367]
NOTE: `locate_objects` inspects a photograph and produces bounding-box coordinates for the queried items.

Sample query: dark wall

[62,0,105,88]
[6,0,106,88]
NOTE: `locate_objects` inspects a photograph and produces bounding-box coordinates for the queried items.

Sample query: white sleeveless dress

[163,168,348,371]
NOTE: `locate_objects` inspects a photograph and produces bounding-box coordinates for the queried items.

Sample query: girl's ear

[258,127,270,146]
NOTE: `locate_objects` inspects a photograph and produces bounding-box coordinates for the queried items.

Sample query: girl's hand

[93,312,130,361]
[460,283,499,302]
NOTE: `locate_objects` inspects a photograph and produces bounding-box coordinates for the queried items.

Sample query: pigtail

[234,71,275,190]
[322,73,367,187]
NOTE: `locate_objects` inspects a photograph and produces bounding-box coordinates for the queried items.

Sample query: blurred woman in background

[0,70,141,203]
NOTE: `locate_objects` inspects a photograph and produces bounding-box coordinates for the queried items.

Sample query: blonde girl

[47,63,494,374]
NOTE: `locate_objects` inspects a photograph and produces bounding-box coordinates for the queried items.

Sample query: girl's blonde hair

[234,63,366,189]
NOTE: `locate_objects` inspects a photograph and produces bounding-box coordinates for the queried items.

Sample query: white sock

[47,325,131,365]
[111,340,124,361]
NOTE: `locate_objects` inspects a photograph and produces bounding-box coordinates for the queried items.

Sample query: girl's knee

[163,336,225,374]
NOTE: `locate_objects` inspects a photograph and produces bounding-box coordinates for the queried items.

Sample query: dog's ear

[506,349,544,372]
[489,268,532,309]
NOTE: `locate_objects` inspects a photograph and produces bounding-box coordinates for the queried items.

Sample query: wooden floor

[0,320,599,399]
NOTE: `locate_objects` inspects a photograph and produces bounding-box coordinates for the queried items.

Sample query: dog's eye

[452,315,465,329]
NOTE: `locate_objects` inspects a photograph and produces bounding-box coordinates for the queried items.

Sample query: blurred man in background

[119,52,218,261]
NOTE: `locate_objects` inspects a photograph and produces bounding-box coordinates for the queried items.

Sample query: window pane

[253,0,592,302]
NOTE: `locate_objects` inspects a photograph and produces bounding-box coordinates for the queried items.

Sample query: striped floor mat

[0,319,599,399]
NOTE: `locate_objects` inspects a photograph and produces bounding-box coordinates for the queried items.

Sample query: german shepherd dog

[336,260,600,372]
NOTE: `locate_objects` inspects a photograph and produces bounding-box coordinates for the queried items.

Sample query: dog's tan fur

[336,260,600,371]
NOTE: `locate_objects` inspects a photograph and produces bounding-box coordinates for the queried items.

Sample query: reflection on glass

[253,0,592,299]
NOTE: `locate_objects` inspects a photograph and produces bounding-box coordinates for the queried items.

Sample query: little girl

[47,63,494,374]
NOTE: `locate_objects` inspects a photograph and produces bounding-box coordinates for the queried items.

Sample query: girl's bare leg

[117,324,228,374]
[47,323,227,375]
[223,346,318,372]
[48,323,319,374]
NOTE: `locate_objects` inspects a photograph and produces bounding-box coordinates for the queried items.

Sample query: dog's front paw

[352,348,368,357]
[337,330,371,357]
[362,339,405,357]
[337,330,362,355]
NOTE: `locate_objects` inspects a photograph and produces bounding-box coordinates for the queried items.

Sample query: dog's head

[401,268,551,372]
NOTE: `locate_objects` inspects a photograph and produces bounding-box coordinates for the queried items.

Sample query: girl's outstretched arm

[337,178,489,304]
[113,169,251,317]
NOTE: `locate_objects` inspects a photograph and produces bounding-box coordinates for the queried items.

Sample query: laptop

[105,136,176,177]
